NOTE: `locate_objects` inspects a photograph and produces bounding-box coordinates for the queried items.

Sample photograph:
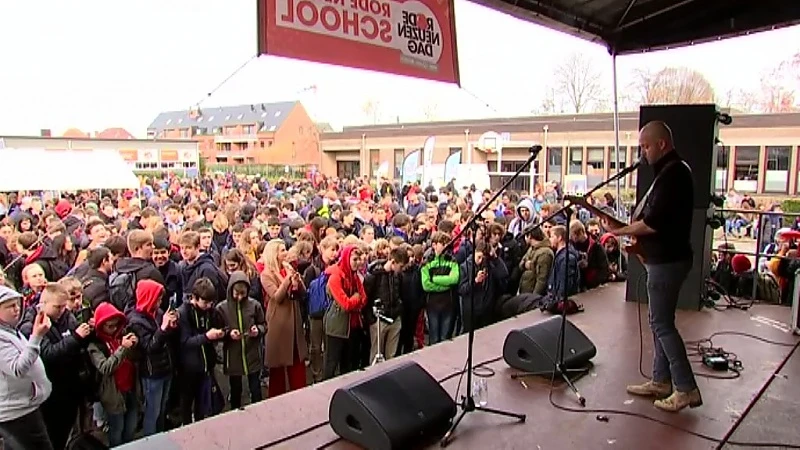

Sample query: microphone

[612,156,645,180]
[529,145,543,156]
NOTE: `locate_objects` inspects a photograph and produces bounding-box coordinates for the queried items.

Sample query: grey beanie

[0,285,22,306]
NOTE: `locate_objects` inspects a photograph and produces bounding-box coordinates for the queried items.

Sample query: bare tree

[720,87,760,113]
[552,52,605,113]
[756,55,798,113]
[361,99,383,124]
[631,67,716,104]
[421,102,439,121]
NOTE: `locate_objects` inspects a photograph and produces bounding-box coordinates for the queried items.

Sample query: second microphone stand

[440,147,541,447]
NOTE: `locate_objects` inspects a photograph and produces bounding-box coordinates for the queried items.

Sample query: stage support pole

[611,51,622,218]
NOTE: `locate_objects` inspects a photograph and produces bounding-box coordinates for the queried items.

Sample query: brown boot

[653,388,703,412]
[626,380,672,398]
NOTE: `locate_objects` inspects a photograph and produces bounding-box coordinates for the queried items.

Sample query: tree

[720,87,760,113]
[631,67,716,105]
[421,102,439,121]
[552,52,605,113]
[755,54,798,113]
[361,99,383,124]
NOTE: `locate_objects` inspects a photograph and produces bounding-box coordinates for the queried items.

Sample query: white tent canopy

[0,148,139,191]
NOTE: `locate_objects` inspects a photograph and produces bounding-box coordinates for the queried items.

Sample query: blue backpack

[307,271,332,319]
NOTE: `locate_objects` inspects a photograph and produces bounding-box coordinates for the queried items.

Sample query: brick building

[147,101,320,168]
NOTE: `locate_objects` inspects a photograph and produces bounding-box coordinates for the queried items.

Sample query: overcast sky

[0,0,797,136]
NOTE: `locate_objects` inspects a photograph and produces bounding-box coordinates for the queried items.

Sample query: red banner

[257,0,460,85]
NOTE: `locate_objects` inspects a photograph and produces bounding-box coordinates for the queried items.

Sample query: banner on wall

[443,150,460,182]
[257,0,460,85]
[401,149,421,185]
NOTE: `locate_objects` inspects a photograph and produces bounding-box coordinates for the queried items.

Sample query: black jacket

[176,302,220,375]
[18,308,89,394]
[399,263,425,314]
[363,260,403,322]
[126,308,174,379]
[158,260,183,310]
[115,257,165,287]
[31,245,70,282]
[82,268,111,310]
[179,253,228,304]
[458,256,508,328]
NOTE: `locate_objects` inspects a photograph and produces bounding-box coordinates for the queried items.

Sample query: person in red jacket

[323,245,367,379]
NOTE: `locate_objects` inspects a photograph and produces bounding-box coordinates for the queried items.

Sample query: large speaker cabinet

[624,104,719,310]
[503,316,596,374]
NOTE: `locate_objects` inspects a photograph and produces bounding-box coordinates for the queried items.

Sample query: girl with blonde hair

[261,239,308,397]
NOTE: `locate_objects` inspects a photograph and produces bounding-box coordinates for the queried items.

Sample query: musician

[601,121,702,413]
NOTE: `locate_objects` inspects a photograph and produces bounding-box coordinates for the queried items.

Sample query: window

[216,143,232,152]
[765,146,790,193]
[630,146,640,187]
[449,146,461,156]
[734,146,759,192]
[337,161,359,179]
[179,128,189,138]
[586,146,604,188]
[369,149,380,177]
[608,146,627,172]
[134,162,158,170]
[568,146,583,174]
[243,125,255,135]
[547,146,562,182]
[160,162,176,169]
[394,149,405,179]
[491,161,533,192]
[715,145,730,192]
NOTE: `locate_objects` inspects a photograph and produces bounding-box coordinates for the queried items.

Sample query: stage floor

[125,283,800,450]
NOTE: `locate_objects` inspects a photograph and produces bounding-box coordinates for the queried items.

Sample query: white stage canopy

[0,148,140,192]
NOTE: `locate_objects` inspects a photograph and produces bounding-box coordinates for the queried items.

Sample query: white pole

[611,52,622,217]
[465,129,471,165]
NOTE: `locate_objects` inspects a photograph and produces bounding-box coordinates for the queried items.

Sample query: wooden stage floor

[124,283,800,450]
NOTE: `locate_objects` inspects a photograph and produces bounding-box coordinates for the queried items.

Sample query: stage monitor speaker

[503,316,596,374]
[625,104,719,310]
[329,361,456,450]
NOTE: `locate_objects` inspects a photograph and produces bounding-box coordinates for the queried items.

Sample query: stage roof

[471,0,800,55]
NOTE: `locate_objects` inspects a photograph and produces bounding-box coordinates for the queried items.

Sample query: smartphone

[168,293,179,311]
[76,307,93,324]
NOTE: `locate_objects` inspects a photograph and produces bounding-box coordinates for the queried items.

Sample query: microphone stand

[509,162,641,407]
[440,146,540,447]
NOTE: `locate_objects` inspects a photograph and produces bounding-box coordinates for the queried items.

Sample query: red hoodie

[135,279,164,318]
[94,303,136,393]
[325,245,367,330]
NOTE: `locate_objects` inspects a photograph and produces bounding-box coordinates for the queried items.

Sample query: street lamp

[533,125,549,197]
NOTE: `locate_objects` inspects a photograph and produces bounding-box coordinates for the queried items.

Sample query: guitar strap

[631,159,689,220]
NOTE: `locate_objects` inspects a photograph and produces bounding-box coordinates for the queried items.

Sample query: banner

[257,0,460,85]
[401,149,421,185]
[443,150,460,182]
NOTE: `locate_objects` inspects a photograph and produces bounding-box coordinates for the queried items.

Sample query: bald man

[602,121,701,413]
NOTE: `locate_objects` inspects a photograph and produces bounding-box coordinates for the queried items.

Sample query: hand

[88,317,96,328]
[205,328,225,340]
[160,312,172,331]
[351,293,361,301]
[475,270,487,284]
[75,323,92,338]
[121,333,137,348]
[230,329,242,341]
[601,218,621,232]
[248,325,259,337]
[32,310,51,338]
[578,259,588,269]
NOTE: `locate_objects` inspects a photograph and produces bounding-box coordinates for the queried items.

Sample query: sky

[0,0,798,137]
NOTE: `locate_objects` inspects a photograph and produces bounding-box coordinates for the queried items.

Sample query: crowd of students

[0,174,628,449]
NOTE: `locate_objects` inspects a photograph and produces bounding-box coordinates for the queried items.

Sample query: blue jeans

[141,376,172,436]
[426,309,452,345]
[645,261,697,392]
[106,391,138,447]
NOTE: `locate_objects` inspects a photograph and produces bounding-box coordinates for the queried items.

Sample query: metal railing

[712,208,800,300]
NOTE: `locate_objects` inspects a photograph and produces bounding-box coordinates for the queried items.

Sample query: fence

[713,208,800,300]
[205,164,310,179]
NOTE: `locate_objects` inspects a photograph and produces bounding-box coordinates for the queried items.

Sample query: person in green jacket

[421,232,460,344]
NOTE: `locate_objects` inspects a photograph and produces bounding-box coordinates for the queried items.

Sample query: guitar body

[563,195,646,263]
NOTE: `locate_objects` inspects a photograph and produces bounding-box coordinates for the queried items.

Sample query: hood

[599,232,617,247]
[516,198,536,218]
[94,303,126,339]
[135,279,164,317]
[227,270,251,301]
[367,259,388,274]
[115,256,154,274]
[184,252,216,273]
[55,199,72,219]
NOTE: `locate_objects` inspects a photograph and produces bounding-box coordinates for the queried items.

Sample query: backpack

[307,270,332,319]
[108,271,137,312]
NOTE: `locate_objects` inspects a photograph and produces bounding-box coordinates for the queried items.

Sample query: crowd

[0,171,753,449]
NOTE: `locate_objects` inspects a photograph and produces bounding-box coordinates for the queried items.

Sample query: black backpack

[108,271,137,312]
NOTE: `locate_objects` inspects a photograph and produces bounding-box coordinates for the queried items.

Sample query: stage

[123,283,800,450]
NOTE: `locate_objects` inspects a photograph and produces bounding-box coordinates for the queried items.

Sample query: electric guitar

[563,195,646,263]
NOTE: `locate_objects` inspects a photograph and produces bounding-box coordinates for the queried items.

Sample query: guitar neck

[564,197,627,228]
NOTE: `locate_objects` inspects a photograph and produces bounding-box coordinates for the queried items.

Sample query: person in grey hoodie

[0,285,54,450]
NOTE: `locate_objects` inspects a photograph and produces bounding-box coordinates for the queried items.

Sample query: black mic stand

[440,146,542,447]
[509,162,641,407]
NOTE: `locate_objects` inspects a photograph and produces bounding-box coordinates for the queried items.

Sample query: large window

[393,148,405,179]
[734,146,759,192]
[568,146,583,174]
[765,146,790,193]
[715,145,730,192]
[586,146,604,188]
[490,161,532,192]
[337,161,359,179]
[608,146,627,172]
[630,146,640,187]
[369,149,380,177]
[547,146,562,183]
